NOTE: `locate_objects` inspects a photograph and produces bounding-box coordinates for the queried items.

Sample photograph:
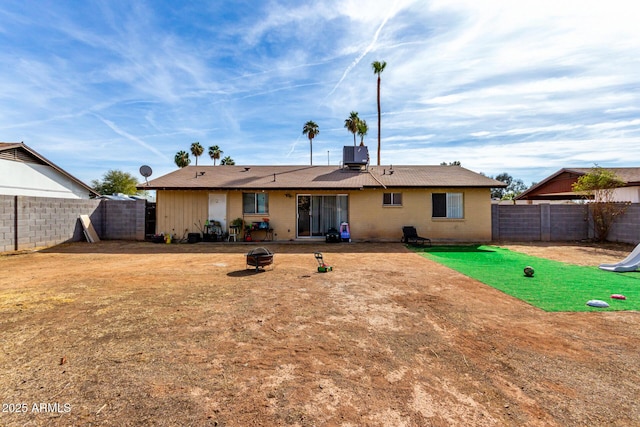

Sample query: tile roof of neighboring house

[0,142,100,197]
[139,165,505,191]
[517,167,640,200]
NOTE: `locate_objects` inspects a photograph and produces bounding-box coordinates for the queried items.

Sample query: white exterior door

[208,193,227,230]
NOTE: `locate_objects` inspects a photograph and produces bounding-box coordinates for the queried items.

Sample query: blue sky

[1,0,639,187]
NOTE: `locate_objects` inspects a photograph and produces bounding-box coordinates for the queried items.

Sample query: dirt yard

[1,240,639,426]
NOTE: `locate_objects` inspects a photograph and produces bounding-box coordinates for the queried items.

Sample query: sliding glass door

[297,194,348,238]
[297,195,311,237]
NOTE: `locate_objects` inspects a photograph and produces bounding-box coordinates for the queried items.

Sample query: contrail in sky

[95,115,169,161]
[326,3,396,98]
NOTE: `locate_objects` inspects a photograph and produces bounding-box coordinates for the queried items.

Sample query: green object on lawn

[413,245,640,312]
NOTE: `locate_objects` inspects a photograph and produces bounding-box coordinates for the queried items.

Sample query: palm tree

[344,111,360,146]
[356,119,368,146]
[174,150,191,168]
[190,142,204,166]
[302,120,319,165]
[372,60,387,165]
[208,145,223,165]
[220,156,235,165]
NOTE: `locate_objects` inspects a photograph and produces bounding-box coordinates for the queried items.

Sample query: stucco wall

[348,187,492,241]
[238,192,297,241]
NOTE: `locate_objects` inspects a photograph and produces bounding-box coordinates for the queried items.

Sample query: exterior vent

[0,147,46,165]
[343,146,369,169]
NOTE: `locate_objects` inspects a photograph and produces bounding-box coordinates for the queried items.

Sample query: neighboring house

[141,147,505,242]
[517,167,640,202]
[0,142,99,199]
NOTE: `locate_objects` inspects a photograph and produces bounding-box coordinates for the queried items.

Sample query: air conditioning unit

[343,146,369,169]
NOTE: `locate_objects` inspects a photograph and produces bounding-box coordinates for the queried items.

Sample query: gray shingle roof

[140,165,505,190]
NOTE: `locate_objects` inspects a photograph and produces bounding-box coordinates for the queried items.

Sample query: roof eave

[2,142,101,198]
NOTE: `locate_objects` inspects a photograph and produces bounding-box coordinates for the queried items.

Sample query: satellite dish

[139,165,152,185]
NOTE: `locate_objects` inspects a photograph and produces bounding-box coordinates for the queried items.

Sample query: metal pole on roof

[327,151,330,165]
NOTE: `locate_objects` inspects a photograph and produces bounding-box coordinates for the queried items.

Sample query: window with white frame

[432,192,463,218]
[383,192,402,206]
[243,192,269,214]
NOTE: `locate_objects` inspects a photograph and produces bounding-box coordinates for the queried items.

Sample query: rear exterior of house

[153,186,494,242]
[142,155,504,243]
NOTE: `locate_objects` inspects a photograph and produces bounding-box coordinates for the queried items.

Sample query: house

[140,148,504,242]
[0,142,99,199]
[516,167,640,202]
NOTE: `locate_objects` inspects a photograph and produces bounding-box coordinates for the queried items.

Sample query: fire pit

[245,247,274,271]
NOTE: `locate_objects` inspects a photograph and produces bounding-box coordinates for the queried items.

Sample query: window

[383,192,402,206]
[243,192,269,214]
[432,192,463,218]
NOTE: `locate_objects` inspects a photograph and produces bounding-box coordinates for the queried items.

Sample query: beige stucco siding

[155,187,493,242]
[426,187,493,241]
[348,187,492,241]
[227,190,298,241]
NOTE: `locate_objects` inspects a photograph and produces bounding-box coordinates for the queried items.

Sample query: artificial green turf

[412,245,640,312]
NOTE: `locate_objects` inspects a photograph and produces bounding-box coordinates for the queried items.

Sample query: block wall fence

[0,195,145,252]
[492,203,640,244]
[2,196,639,252]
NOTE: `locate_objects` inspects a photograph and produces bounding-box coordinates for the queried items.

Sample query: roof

[517,167,640,200]
[0,142,100,197]
[139,164,505,191]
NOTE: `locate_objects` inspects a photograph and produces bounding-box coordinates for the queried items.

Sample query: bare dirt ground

[1,240,639,426]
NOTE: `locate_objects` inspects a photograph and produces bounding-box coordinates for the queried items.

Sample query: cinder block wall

[15,196,102,250]
[549,204,589,241]
[492,205,542,241]
[0,195,14,252]
[0,196,145,252]
[493,203,637,243]
[608,204,640,244]
[102,199,146,241]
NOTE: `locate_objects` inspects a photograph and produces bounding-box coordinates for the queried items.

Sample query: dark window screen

[432,193,446,217]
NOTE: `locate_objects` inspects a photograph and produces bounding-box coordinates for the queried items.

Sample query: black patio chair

[402,226,431,247]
